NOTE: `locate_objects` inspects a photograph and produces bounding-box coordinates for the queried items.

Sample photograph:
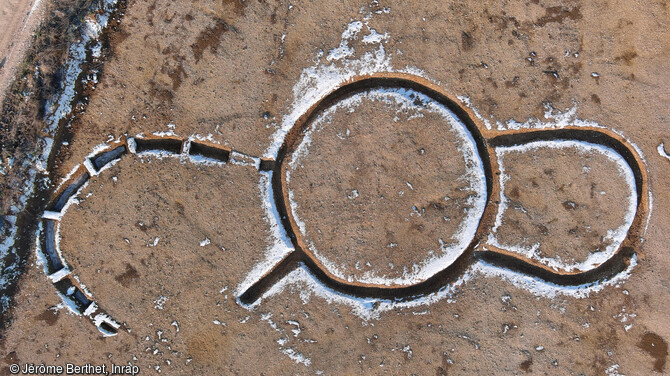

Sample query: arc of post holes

[38,135,275,336]
[38,73,648,336]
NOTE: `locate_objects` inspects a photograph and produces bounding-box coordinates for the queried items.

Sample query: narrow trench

[42,219,64,274]
[97,321,118,336]
[488,129,645,203]
[239,75,647,305]
[54,278,92,311]
[37,77,647,332]
[259,158,275,171]
[474,245,637,285]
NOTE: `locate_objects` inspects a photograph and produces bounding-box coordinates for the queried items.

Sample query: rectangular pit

[134,137,183,154]
[49,171,90,212]
[188,141,230,163]
[54,278,91,312]
[43,219,65,273]
[259,158,275,171]
[91,145,127,171]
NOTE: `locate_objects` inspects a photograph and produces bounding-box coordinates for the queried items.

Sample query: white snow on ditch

[285,87,487,286]
[488,140,638,272]
[242,13,648,325]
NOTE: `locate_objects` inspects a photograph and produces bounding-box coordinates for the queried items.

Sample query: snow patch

[473,254,637,299]
[264,16,417,159]
[236,171,294,296]
[249,263,472,321]
[657,143,670,161]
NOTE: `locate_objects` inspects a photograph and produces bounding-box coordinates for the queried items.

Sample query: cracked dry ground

[2,0,670,374]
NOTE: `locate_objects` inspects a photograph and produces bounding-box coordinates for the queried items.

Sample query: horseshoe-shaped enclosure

[37,73,648,336]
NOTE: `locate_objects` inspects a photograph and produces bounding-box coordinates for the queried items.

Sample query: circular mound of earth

[285,87,487,285]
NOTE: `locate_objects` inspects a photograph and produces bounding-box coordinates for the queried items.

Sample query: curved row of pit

[37,135,269,336]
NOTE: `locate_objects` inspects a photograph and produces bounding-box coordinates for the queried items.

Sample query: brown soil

[1,0,669,375]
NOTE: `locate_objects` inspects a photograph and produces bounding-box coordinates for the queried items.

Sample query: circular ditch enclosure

[280,83,488,285]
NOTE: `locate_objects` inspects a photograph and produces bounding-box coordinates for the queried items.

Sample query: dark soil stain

[520,358,532,372]
[4,351,19,363]
[115,263,140,287]
[505,76,519,88]
[147,0,157,27]
[173,201,186,216]
[223,0,247,16]
[461,31,474,51]
[34,309,59,326]
[591,94,601,104]
[3,351,19,375]
[165,58,187,91]
[509,186,520,199]
[535,6,582,27]
[569,61,583,74]
[149,80,174,102]
[616,49,638,66]
[191,18,234,62]
[110,28,130,47]
[638,332,668,372]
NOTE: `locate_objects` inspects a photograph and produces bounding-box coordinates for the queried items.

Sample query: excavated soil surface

[1,0,669,375]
